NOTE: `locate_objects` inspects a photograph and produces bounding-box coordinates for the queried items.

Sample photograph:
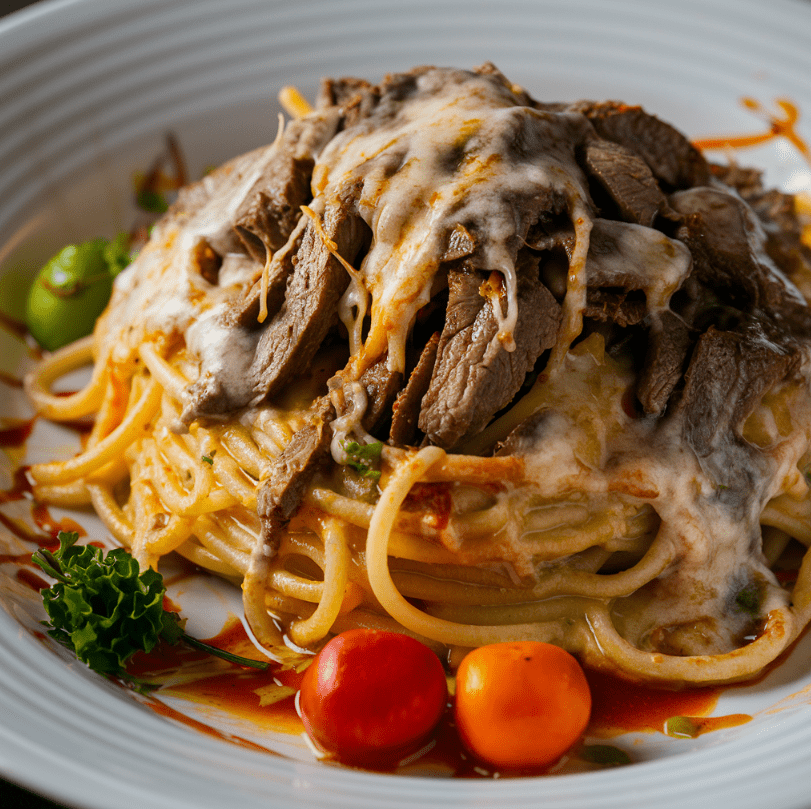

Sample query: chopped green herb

[341,439,383,480]
[201,455,214,465]
[735,582,761,616]
[580,744,632,766]
[32,532,268,677]
[665,715,699,738]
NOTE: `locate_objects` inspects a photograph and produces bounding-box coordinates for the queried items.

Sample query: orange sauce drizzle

[585,669,750,738]
[693,97,810,165]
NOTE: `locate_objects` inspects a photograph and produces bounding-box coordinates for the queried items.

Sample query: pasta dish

[24,64,811,687]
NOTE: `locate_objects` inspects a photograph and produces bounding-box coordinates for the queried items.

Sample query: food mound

[26,64,811,686]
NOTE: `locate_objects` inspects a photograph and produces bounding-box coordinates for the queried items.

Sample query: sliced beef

[747,187,811,278]
[182,199,367,421]
[680,321,800,507]
[709,162,764,198]
[225,220,306,330]
[246,202,368,405]
[389,331,441,445]
[233,154,314,263]
[317,76,374,110]
[442,223,477,262]
[233,110,340,264]
[190,110,342,333]
[525,211,576,257]
[358,357,403,435]
[257,397,334,555]
[671,186,811,335]
[581,137,671,227]
[418,252,561,449]
[713,163,811,288]
[583,287,646,327]
[494,408,558,456]
[167,146,286,259]
[637,310,693,414]
[571,100,709,189]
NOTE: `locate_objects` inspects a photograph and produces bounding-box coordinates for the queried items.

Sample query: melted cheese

[312,68,592,374]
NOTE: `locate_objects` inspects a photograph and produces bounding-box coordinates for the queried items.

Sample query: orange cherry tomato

[454,641,591,770]
[299,629,447,764]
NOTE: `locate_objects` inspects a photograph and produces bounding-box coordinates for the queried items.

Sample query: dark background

[3,0,34,15]
[2,0,92,804]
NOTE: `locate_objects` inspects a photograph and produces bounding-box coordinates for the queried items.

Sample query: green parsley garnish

[32,532,268,676]
[201,454,214,465]
[341,440,383,480]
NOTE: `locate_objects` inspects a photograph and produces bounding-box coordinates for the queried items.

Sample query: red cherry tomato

[299,629,447,764]
[454,641,591,770]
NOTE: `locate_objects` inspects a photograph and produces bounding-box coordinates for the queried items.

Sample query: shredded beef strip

[419,252,561,449]
[389,331,441,446]
[712,163,811,286]
[636,310,693,415]
[246,201,368,405]
[679,321,801,510]
[671,186,811,335]
[570,100,710,190]
[257,397,335,556]
[582,136,672,227]
[358,356,404,436]
[233,111,340,263]
[226,217,307,330]
[583,288,647,327]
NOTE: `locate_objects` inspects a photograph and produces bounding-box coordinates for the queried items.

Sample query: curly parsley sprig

[32,532,268,676]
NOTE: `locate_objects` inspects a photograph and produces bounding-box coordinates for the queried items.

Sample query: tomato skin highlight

[454,641,591,770]
[298,629,447,764]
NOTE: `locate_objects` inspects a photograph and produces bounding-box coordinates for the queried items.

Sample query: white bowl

[3,2,811,808]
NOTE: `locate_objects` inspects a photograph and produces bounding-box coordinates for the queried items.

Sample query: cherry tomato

[298,629,447,764]
[454,641,591,769]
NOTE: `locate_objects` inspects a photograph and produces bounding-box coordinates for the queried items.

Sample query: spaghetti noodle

[23,64,811,686]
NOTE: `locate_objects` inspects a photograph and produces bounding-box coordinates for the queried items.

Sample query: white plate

[3,0,811,807]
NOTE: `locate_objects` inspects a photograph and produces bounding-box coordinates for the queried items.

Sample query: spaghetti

[23,64,811,686]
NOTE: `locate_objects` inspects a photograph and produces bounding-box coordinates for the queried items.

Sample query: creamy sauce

[505,335,811,657]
